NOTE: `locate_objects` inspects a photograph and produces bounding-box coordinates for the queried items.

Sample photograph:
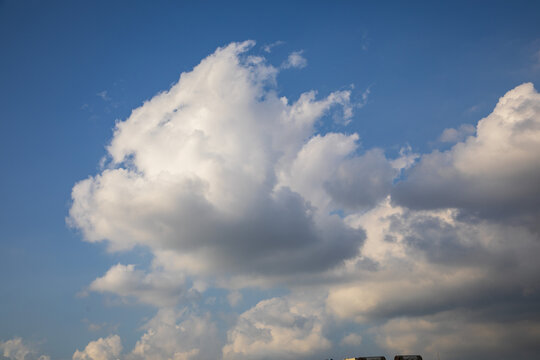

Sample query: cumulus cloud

[223,296,330,360]
[73,311,220,360]
[128,309,220,360]
[69,40,370,286]
[73,335,122,360]
[393,83,540,225]
[88,264,195,308]
[0,338,50,360]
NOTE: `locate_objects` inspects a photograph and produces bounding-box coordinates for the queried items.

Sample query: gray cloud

[392,83,540,228]
[372,310,540,360]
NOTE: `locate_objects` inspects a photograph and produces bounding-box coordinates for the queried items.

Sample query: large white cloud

[69,41,375,284]
[88,264,196,308]
[326,199,540,323]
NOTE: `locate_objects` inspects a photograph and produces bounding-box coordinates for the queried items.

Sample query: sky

[1,1,540,360]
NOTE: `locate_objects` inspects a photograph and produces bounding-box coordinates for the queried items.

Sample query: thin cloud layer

[127,309,220,360]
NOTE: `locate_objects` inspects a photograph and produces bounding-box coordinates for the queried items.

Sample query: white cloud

[69,41,369,288]
[0,338,50,360]
[127,309,220,360]
[282,50,307,69]
[263,40,284,53]
[223,296,331,360]
[88,264,193,308]
[73,335,122,360]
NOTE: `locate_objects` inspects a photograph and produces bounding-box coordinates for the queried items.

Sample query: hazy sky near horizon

[2,1,540,360]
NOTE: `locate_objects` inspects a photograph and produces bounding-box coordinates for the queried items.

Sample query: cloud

[127,309,220,360]
[69,40,368,287]
[97,91,110,101]
[340,333,362,346]
[88,264,195,308]
[263,41,284,53]
[282,50,307,69]
[227,290,242,307]
[68,41,540,360]
[326,199,540,323]
[73,335,122,360]
[438,123,475,143]
[73,311,221,360]
[279,134,396,211]
[0,338,50,360]
[223,296,331,360]
[373,311,540,360]
[393,83,540,226]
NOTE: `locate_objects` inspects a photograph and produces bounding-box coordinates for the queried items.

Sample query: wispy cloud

[96,90,110,101]
[263,40,284,53]
[281,50,307,69]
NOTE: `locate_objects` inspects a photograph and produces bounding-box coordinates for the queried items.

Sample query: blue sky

[1,1,540,360]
